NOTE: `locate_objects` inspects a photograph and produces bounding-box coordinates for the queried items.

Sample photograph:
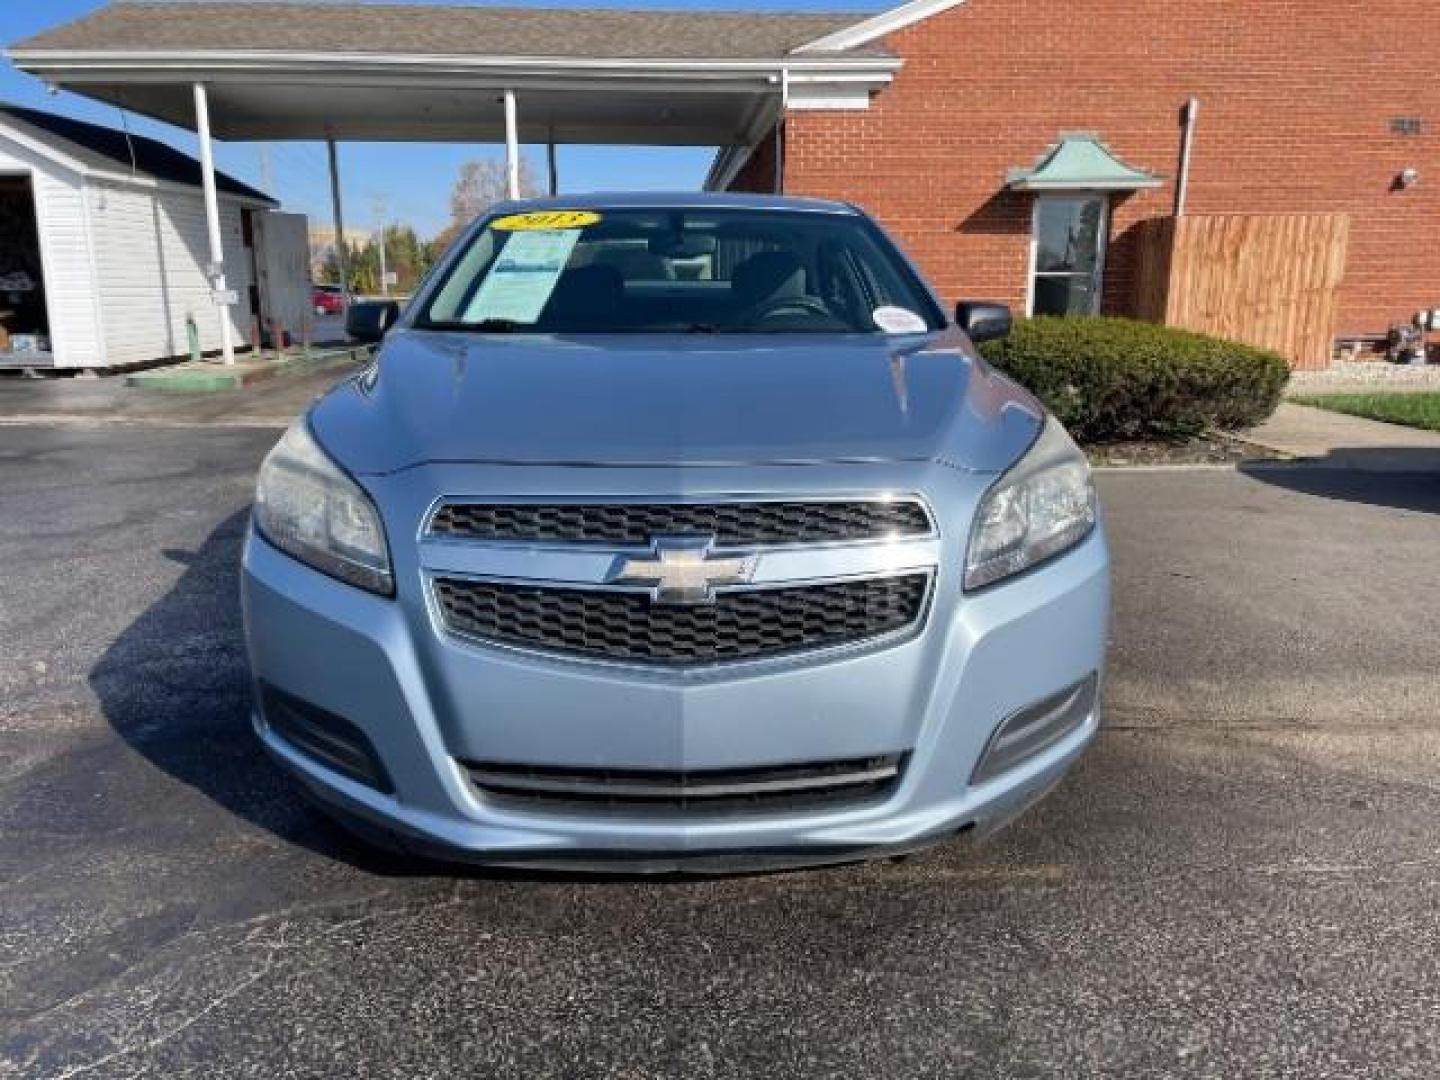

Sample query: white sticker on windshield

[872,306,929,334]
[463,228,582,325]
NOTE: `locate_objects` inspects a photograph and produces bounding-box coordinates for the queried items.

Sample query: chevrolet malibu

[241,193,1109,871]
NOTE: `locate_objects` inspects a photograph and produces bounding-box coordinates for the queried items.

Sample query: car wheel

[315,304,328,316]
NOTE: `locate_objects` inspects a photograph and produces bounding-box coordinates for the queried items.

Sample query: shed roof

[12,2,886,61]
[0,103,275,203]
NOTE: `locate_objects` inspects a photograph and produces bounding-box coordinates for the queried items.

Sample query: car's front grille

[465,754,907,816]
[432,573,930,666]
[428,499,932,547]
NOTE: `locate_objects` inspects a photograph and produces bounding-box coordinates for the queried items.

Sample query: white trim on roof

[785,80,875,111]
[0,119,93,181]
[0,114,277,208]
[6,48,904,77]
[792,0,967,54]
[1009,177,1165,192]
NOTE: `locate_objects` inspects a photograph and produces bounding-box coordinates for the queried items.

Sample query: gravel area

[1289,361,1440,395]
[1086,431,1283,467]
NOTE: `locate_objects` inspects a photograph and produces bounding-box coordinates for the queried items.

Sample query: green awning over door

[1007,134,1163,192]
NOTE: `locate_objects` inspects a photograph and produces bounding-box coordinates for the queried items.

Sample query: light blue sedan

[242,193,1108,872]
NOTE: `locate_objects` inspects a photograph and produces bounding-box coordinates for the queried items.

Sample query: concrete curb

[1238,402,1440,472]
[123,346,367,392]
[0,415,293,429]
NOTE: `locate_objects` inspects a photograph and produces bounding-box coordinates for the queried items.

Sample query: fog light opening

[260,684,395,794]
[970,674,1097,786]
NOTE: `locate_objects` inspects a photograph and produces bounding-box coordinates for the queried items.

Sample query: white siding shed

[0,104,278,369]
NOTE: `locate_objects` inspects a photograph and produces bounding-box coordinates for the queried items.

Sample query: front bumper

[241,462,1109,872]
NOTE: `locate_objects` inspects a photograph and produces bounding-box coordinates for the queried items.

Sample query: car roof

[486,191,861,216]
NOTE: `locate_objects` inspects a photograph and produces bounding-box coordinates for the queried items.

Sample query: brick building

[10,0,1436,367]
[713,0,1439,361]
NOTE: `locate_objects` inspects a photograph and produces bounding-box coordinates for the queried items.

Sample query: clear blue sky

[1,0,883,239]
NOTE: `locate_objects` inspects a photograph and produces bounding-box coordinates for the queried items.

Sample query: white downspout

[771,67,794,197]
[1175,97,1199,217]
[192,82,235,364]
[775,67,790,195]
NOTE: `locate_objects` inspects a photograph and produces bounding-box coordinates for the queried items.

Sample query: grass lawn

[1291,391,1440,433]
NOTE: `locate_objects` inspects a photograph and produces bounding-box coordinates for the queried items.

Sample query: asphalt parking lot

[3,415,1439,1077]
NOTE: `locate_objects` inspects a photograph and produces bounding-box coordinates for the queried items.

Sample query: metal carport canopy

[6,3,899,146]
[6,2,902,364]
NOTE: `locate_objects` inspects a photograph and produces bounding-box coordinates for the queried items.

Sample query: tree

[372,223,434,294]
[320,240,363,292]
[433,157,540,253]
[323,226,438,296]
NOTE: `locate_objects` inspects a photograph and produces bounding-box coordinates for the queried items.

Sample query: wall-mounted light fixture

[1396,167,1420,189]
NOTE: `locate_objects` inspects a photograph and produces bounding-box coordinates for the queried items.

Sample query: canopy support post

[326,137,348,302]
[504,90,521,199]
[192,82,235,365]
[775,68,790,196]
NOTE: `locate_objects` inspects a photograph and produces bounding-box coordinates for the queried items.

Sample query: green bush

[978,317,1290,442]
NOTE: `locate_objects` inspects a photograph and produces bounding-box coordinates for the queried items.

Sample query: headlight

[964,417,1097,591]
[253,420,393,596]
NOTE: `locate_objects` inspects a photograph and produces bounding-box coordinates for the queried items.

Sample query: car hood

[311,329,1043,474]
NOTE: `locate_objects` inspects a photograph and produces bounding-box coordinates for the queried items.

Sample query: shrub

[978,317,1290,442]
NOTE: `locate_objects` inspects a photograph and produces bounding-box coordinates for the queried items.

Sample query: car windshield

[416,207,945,335]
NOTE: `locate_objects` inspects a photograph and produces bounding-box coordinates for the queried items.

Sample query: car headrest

[591,248,675,281]
[731,251,806,309]
[542,264,624,327]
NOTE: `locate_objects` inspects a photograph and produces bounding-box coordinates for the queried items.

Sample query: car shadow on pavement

[86,508,426,877]
[1240,451,1440,515]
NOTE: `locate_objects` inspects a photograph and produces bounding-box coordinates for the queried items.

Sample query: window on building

[1029,195,1107,317]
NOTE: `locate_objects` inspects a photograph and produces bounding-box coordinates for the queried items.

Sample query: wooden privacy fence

[1131,213,1350,369]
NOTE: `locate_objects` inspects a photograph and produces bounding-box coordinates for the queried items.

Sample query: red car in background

[312,285,348,316]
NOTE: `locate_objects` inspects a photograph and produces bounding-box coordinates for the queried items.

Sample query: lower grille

[432,573,930,666]
[467,754,907,816]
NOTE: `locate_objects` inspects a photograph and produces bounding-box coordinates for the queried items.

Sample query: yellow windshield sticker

[491,210,602,232]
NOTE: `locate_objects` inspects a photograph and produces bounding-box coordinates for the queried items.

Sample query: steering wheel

[745,295,835,325]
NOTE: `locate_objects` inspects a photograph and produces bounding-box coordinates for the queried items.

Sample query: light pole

[372,193,390,298]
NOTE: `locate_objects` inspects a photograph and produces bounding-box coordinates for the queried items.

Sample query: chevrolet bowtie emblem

[610,536,758,605]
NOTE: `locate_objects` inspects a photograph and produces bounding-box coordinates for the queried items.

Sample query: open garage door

[0,175,52,367]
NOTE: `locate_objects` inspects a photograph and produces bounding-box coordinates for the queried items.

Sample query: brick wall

[772,0,1439,340]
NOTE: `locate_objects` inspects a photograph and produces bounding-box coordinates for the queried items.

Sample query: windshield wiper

[416,318,525,334]
[684,323,721,334]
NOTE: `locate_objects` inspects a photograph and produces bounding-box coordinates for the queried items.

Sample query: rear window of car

[416,207,944,336]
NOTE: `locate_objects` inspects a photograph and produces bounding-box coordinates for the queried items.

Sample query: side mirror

[346,300,401,344]
[955,301,1012,344]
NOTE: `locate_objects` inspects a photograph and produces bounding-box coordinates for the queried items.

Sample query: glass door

[1028,195,1107,317]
